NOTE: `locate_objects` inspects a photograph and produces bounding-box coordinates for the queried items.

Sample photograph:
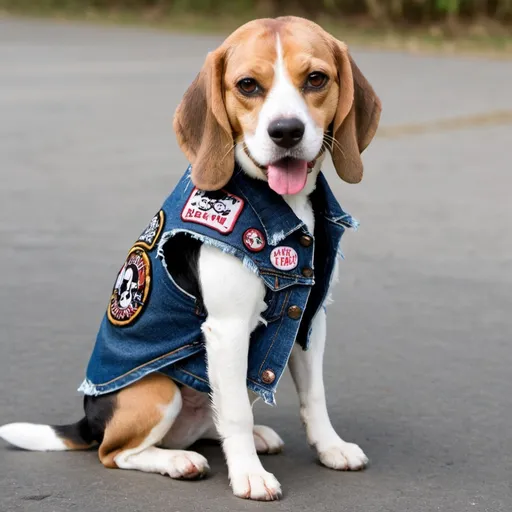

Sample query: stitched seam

[231,183,270,233]
[260,269,303,280]
[326,217,351,228]
[257,290,291,376]
[166,373,205,390]
[233,181,305,244]
[92,344,197,387]
[263,287,291,322]
[247,377,265,387]
[161,263,197,301]
[262,293,278,322]
[174,366,209,384]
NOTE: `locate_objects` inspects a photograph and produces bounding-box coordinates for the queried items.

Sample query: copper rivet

[288,305,302,320]
[299,235,313,247]
[302,267,314,278]
[262,369,276,384]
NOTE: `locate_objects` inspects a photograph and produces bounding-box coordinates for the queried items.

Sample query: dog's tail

[0,418,96,451]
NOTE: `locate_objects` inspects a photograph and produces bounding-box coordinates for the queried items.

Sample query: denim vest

[78,166,357,405]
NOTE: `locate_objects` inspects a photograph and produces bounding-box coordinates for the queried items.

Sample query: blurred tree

[2,0,511,25]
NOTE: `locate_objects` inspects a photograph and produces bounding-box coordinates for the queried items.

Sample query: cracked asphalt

[1,17,511,512]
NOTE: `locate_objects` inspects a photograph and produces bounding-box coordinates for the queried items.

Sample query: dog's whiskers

[323,134,345,158]
[219,143,236,163]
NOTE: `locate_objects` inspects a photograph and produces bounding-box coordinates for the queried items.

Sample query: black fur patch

[54,417,94,447]
[53,393,116,446]
[161,233,203,305]
[83,393,117,444]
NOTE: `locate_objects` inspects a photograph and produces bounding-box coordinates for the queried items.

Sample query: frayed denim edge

[157,229,260,277]
[157,229,275,405]
[77,378,98,395]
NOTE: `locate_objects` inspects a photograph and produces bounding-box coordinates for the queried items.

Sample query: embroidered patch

[135,210,165,250]
[181,188,244,234]
[107,247,151,326]
[243,228,266,252]
[270,246,298,271]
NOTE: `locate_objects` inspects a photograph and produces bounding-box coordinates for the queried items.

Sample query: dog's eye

[305,72,328,90]
[237,78,261,96]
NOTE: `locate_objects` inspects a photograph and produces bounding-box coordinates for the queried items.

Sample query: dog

[0,16,381,501]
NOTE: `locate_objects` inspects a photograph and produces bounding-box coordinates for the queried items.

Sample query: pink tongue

[267,159,308,195]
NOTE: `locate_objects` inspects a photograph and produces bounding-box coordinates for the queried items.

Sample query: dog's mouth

[244,148,323,195]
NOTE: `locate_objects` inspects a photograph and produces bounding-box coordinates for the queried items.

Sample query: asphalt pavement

[1,16,511,512]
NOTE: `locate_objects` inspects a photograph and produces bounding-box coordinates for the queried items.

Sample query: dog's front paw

[253,425,284,454]
[230,469,282,501]
[318,442,368,471]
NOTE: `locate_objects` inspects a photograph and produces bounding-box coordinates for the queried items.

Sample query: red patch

[181,188,244,235]
[243,228,266,252]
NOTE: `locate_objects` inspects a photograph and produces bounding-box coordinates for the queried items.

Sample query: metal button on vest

[262,369,276,384]
[302,267,314,278]
[287,305,302,320]
[299,235,313,247]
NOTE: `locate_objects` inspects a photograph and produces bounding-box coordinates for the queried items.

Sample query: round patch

[243,228,266,252]
[270,246,298,271]
[107,247,151,326]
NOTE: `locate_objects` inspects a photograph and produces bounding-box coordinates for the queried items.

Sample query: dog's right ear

[173,48,234,191]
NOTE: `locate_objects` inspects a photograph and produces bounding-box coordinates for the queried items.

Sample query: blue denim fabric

[78,165,357,405]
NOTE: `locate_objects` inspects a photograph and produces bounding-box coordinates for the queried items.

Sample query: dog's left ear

[173,48,234,190]
[329,42,382,184]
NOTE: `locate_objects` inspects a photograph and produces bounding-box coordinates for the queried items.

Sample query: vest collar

[231,166,351,246]
[312,173,359,230]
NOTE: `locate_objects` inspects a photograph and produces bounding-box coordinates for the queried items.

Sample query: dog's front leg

[288,308,368,470]
[199,245,282,501]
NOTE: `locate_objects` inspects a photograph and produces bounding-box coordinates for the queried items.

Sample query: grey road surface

[1,17,511,512]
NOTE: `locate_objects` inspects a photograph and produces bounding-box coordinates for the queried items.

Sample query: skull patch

[107,247,151,326]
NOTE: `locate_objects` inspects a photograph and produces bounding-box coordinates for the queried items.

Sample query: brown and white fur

[0,17,381,501]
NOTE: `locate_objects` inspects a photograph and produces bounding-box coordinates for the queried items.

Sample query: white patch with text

[181,188,244,234]
[270,246,298,271]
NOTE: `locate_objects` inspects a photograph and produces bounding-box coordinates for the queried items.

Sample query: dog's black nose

[268,117,305,149]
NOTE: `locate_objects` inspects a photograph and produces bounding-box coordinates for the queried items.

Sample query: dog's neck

[280,189,315,235]
[235,147,323,235]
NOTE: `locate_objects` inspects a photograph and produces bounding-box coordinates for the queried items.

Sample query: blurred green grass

[1,0,512,57]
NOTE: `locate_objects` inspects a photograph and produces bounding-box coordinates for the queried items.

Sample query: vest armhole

[159,233,203,304]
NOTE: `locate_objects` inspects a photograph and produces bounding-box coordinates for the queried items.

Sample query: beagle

[0,16,381,501]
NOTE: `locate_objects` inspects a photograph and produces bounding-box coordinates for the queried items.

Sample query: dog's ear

[329,42,382,184]
[173,48,234,191]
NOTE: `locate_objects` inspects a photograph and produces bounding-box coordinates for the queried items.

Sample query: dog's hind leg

[0,373,208,479]
[97,373,209,479]
[252,425,284,455]
[197,417,285,455]
[198,422,285,455]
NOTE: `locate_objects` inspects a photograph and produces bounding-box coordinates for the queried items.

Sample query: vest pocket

[262,288,291,323]
[161,267,197,302]
[160,271,207,320]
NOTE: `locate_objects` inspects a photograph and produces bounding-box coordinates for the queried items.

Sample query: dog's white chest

[283,194,315,234]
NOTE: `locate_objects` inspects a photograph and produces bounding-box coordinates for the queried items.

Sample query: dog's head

[174,16,381,195]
